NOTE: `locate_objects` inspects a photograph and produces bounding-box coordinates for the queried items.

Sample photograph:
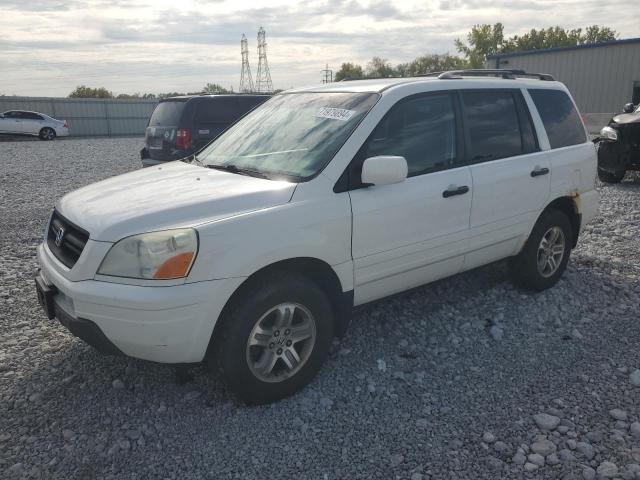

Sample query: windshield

[149,101,185,126]
[197,92,379,180]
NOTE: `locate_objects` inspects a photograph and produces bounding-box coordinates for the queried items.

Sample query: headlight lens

[98,229,198,280]
[600,126,618,142]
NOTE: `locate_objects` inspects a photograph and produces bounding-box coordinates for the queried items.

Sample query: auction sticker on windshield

[315,107,355,121]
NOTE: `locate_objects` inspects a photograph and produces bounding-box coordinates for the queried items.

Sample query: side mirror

[361,155,408,186]
[623,103,635,113]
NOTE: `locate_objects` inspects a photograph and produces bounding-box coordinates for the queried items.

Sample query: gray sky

[2,0,638,96]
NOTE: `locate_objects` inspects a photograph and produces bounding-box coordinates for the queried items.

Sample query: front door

[348,92,472,305]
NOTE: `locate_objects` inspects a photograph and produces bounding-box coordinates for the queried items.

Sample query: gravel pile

[1,137,640,479]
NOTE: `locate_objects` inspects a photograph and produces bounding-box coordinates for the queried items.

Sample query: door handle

[530,167,549,177]
[442,185,469,198]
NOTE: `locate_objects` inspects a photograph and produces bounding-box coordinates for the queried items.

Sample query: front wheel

[212,272,334,404]
[39,127,56,141]
[597,167,625,184]
[510,210,573,292]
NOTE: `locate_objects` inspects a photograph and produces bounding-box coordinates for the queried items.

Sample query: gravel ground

[1,137,640,480]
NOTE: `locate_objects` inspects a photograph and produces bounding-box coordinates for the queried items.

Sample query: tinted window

[2,111,16,118]
[362,93,458,176]
[149,101,185,126]
[22,112,43,120]
[529,89,586,148]
[461,91,524,162]
[195,97,240,124]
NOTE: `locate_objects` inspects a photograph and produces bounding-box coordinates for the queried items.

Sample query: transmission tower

[239,34,254,93]
[255,27,273,93]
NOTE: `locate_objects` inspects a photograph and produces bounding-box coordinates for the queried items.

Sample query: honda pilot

[36,70,599,404]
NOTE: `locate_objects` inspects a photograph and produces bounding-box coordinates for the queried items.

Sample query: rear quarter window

[529,89,586,149]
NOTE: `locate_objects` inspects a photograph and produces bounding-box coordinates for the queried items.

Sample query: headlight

[600,126,618,142]
[98,229,198,280]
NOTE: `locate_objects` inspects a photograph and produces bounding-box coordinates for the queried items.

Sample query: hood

[57,161,296,242]
[611,113,640,125]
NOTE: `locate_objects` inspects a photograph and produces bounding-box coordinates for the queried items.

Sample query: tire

[509,209,573,292]
[211,271,334,404]
[39,127,56,141]
[597,167,625,183]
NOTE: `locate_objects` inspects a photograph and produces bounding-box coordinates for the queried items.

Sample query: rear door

[21,112,45,135]
[461,89,550,270]
[145,100,187,160]
[349,92,472,305]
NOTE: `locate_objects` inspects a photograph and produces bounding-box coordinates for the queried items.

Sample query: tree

[202,83,232,94]
[455,23,506,68]
[365,57,396,78]
[335,62,365,81]
[456,23,619,67]
[68,85,114,98]
[581,25,618,44]
[396,54,468,76]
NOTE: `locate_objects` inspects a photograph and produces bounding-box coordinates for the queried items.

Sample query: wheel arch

[206,257,353,358]
[540,196,581,248]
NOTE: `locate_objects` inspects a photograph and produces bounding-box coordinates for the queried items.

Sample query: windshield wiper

[181,154,205,166]
[205,164,269,179]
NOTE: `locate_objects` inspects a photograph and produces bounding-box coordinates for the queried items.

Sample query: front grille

[46,210,89,268]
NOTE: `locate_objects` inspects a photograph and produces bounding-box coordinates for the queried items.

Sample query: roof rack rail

[430,69,554,81]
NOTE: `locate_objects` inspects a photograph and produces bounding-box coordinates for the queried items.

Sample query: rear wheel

[510,210,573,292]
[212,272,334,404]
[39,127,56,141]
[598,167,625,183]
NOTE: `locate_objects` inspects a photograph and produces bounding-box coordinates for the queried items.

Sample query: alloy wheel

[536,226,565,278]
[245,303,316,383]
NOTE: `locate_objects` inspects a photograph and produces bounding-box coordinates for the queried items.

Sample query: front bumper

[37,244,244,363]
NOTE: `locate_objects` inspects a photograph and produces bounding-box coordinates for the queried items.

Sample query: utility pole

[321,63,333,83]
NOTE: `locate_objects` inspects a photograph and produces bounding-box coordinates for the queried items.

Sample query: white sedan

[0,110,69,140]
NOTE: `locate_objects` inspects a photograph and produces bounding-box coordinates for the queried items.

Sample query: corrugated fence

[0,96,158,137]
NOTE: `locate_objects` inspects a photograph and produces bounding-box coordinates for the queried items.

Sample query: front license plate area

[35,274,57,320]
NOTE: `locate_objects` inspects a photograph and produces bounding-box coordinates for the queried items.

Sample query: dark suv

[140,94,270,166]
[597,102,640,183]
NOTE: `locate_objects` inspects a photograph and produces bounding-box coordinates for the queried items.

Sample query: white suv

[35,70,599,404]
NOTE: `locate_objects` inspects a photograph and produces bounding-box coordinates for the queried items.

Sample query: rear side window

[23,112,43,120]
[149,101,185,126]
[361,93,458,176]
[529,89,586,148]
[461,91,535,163]
[195,97,241,124]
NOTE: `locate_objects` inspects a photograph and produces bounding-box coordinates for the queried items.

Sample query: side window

[529,89,586,149]
[3,111,15,118]
[23,112,43,120]
[361,93,458,177]
[195,98,240,125]
[461,91,527,163]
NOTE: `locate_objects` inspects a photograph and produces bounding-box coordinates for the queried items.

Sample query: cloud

[0,0,637,96]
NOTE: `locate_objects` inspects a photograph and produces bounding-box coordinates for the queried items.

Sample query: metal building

[486,38,640,131]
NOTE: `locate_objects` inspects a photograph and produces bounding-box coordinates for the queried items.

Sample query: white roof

[288,76,564,94]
